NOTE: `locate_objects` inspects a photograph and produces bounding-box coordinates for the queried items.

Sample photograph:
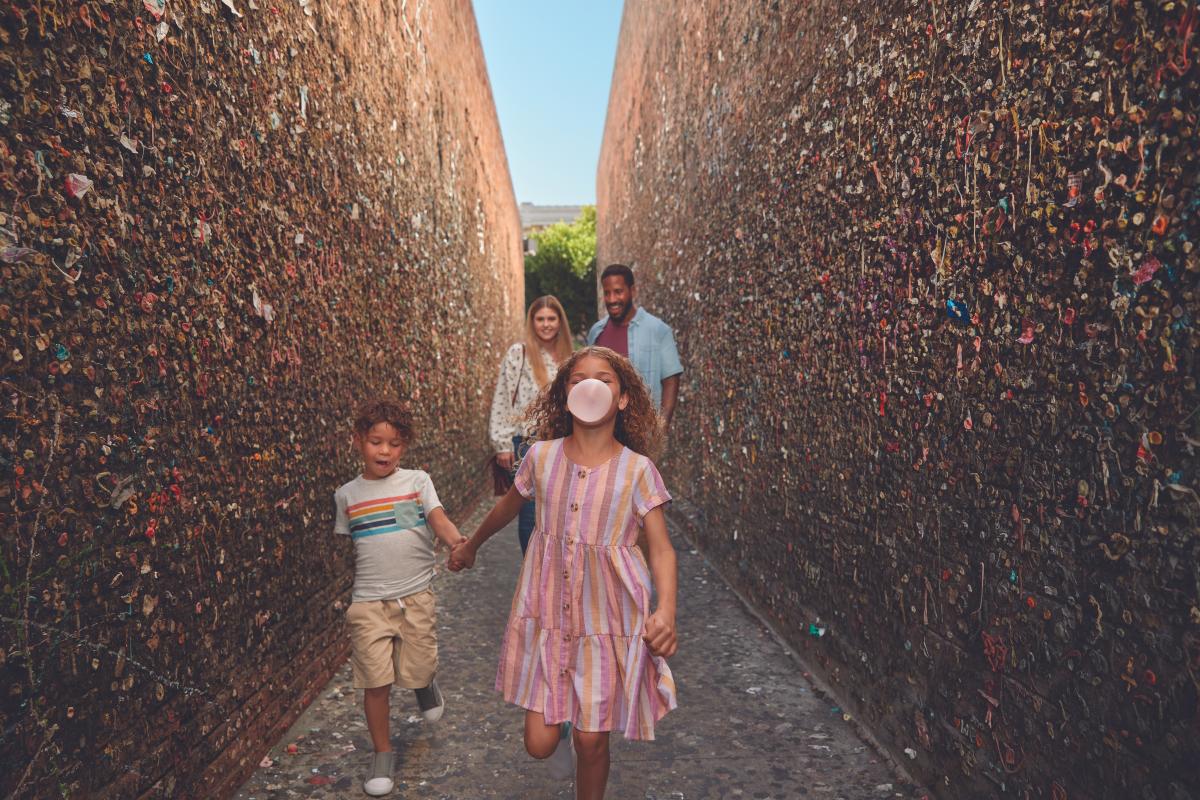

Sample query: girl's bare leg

[523,709,562,759]
[572,729,610,800]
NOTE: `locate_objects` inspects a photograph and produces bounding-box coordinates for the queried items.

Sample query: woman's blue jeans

[512,436,536,554]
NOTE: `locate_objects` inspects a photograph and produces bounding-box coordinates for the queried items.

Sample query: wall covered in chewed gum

[599,1,1198,797]
[0,1,520,796]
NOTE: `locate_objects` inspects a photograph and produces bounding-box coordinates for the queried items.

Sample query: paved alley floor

[235,506,917,800]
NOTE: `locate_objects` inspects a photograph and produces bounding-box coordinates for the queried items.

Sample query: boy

[333,398,466,796]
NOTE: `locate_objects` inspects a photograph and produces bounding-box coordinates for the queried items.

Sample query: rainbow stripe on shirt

[346,492,427,539]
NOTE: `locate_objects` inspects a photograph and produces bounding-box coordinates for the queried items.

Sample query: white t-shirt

[333,469,443,602]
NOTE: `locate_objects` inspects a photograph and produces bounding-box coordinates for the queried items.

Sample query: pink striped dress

[496,438,677,740]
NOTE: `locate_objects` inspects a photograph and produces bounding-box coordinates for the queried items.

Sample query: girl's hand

[496,451,515,470]
[643,610,677,658]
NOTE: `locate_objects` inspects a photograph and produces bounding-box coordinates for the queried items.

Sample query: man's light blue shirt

[586,307,683,410]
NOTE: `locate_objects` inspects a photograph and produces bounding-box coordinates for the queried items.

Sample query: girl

[488,296,574,554]
[452,346,678,799]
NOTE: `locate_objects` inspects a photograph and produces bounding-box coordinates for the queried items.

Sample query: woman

[489,296,573,554]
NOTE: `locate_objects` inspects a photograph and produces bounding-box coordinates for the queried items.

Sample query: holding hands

[447,538,476,571]
[447,485,526,572]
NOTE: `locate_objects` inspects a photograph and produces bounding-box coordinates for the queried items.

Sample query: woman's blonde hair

[524,296,574,388]
[527,346,662,457]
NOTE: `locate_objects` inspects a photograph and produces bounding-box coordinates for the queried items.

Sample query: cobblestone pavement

[235,505,919,799]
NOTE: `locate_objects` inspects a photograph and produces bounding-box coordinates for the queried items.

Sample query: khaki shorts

[346,589,438,690]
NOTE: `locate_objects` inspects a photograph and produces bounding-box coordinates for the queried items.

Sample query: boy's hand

[448,539,476,571]
[447,540,463,571]
[643,610,677,658]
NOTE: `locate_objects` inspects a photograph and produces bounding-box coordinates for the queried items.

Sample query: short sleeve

[513,441,539,500]
[633,458,671,523]
[657,324,683,379]
[418,472,443,514]
[333,488,350,535]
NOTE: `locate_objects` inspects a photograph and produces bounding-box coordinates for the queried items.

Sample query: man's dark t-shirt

[594,319,629,357]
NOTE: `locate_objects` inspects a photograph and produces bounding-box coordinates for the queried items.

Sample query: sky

[472,1,624,206]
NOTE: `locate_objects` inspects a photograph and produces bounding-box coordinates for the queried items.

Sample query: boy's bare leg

[523,709,562,759]
[573,729,610,800]
[364,685,392,752]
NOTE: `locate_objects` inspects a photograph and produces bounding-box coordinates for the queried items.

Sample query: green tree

[525,206,597,338]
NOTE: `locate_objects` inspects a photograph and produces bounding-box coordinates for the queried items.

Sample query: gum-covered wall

[0,1,521,796]
[598,1,1199,797]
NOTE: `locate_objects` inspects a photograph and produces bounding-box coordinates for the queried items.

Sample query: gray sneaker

[547,723,574,780]
[414,679,444,722]
[363,750,394,796]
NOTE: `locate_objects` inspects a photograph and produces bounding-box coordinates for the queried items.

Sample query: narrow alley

[233,511,918,800]
[1,0,1196,798]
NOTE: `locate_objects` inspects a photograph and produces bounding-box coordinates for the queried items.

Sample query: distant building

[520,203,584,255]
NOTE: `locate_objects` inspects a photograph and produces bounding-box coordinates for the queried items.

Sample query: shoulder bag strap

[510,344,526,407]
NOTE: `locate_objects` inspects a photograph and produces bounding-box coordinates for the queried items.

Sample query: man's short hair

[353,398,414,441]
[600,263,635,288]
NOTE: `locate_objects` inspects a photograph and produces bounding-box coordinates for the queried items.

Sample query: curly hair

[526,346,662,457]
[353,398,414,442]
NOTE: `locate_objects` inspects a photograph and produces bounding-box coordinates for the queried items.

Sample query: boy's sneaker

[414,679,444,722]
[547,722,574,780]
[363,750,394,796]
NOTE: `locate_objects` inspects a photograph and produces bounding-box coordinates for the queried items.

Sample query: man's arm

[660,374,680,427]
[657,323,684,427]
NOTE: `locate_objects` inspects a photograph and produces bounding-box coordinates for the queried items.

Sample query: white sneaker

[547,723,575,780]
[363,751,394,796]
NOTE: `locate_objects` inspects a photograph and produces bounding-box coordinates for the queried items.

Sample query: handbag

[490,346,526,495]
[491,458,513,495]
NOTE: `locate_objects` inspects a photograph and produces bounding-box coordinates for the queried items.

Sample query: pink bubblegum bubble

[567,378,612,423]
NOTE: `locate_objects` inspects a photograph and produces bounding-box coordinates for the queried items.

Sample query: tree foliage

[524,206,597,337]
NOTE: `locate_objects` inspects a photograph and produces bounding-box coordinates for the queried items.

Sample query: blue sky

[473,1,624,206]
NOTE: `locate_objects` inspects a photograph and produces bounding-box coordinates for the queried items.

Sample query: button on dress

[495,438,677,740]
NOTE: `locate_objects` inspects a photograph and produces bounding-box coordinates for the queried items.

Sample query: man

[586,264,683,427]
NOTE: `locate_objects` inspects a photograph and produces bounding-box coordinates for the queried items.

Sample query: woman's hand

[496,451,515,470]
[643,609,677,658]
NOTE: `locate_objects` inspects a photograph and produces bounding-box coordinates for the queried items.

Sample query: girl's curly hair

[526,346,662,457]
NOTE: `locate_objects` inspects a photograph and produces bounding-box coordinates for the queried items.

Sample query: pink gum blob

[567,378,613,423]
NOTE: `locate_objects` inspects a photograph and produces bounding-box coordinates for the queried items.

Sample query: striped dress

[497,438,677,740]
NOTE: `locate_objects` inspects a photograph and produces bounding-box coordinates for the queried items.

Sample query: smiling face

[354,421,408,480]
[601,274,636,323]
[532,306,561,344]
[566,354,629,426]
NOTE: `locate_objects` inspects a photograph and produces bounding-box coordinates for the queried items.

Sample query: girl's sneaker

[414,679,444,722]
[547,722,574,780]
[363,750,394,796]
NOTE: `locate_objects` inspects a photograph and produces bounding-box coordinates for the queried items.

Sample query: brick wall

[0,1,520,796]
[599,1,1199,797]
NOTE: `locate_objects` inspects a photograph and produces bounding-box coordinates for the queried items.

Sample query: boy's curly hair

[353,398,414,442]
[527,346,662,457]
